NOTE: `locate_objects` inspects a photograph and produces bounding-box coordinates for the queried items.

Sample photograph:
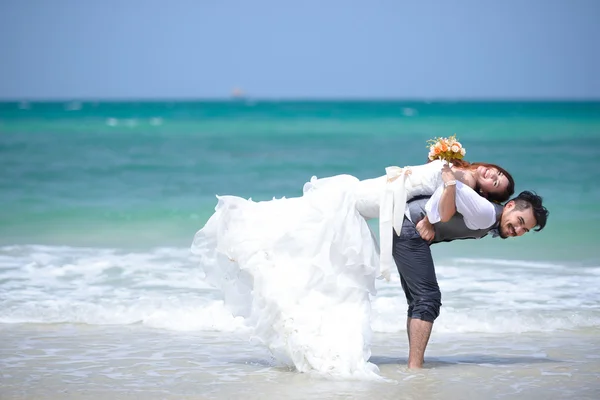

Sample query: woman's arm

[437,163,458,222]
[425,181,496,229]
[436,165,478,222]
[452,168,476,189]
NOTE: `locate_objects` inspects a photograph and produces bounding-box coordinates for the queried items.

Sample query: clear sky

[0,0,598,100]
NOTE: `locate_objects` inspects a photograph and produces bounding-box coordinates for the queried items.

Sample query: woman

[191,158,514,377]
[345,159,514,280]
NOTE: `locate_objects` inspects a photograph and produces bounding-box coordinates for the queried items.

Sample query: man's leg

[393,220,441,369]
[407,318,433,368]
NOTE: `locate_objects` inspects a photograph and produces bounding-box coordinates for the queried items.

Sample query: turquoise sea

[1,101,599,399]
[1,101,599,260]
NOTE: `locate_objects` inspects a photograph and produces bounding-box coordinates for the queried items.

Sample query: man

[392,167,549,369]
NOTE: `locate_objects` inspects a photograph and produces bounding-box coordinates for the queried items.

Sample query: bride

[191,154,515,377]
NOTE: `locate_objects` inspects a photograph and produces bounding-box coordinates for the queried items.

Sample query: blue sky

[0,0,598,100]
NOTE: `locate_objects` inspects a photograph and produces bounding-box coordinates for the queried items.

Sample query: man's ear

[504,200,515,211]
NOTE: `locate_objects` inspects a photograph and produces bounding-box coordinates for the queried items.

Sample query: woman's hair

[443,158,516,203]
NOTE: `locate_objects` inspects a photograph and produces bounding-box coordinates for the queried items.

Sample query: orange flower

[426,134,466,161]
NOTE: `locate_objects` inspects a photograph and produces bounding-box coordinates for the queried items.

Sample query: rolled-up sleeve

[425,182,496,229]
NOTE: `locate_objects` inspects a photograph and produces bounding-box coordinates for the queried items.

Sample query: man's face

[498,201,537,238]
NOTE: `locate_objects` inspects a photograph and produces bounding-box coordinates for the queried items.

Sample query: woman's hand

[441,162,456,186]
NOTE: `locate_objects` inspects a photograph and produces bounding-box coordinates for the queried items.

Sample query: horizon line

[1,96,599,103]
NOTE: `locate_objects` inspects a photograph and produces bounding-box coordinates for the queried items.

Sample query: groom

[392,180,549,369]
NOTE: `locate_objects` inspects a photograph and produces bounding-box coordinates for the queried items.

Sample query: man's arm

[425,181,496,229]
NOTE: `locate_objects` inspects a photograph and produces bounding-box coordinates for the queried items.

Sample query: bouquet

[427,134,466,161]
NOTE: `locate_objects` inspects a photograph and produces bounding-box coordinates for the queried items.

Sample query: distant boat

[231,87,246,99]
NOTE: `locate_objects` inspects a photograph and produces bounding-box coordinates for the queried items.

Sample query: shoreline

[2,323,599,400]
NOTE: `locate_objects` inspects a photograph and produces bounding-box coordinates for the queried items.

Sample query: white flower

[451,144,460,153]
[460,148,466,156]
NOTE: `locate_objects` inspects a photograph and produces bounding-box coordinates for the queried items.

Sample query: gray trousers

[392,218,442,322]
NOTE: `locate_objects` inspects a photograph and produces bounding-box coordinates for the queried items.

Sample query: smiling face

[498,201,538,238]
[476,165,510,200]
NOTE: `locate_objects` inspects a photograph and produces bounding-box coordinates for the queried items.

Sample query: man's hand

[416,216,435,242]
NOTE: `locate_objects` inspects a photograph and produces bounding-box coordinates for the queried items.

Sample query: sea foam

[1,245,598,357]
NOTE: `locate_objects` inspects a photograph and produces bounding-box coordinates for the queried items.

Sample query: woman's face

[476,165,509,199]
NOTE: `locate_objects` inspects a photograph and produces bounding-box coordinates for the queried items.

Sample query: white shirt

[424,181,497,230]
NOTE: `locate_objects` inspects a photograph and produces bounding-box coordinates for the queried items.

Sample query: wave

[1,245,598,334]
[451,257,571,270]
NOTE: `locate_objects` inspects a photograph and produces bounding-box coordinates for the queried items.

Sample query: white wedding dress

[191,160,445,378]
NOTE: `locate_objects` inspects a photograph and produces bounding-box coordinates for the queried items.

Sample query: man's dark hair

[510,191,549,231]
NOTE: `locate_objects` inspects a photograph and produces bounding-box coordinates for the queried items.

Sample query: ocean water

[1,101,599,399]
